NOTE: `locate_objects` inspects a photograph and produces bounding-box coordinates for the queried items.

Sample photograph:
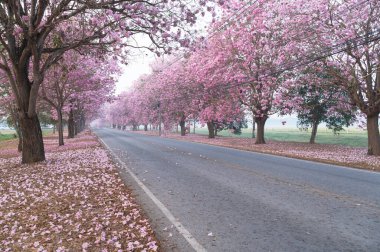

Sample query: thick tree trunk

[13,51,46,163]
[68,109,75,138]
[207,121,215,139]
[193,119,196,134]
[252,115,256,138]
[367,113,380,156]
[19,114,45,163]
[144,124,148,131]
[179,120,186,136]
[255,117,267,144]
[57,108,64,146]
[309,121,319,144]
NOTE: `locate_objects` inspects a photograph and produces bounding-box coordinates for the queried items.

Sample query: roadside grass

[0,131,159,251]
[0,133,17,141]
[0,128,54,142]
[194,128,368,147]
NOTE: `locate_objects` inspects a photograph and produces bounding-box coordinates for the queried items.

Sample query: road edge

[94,130,207,252]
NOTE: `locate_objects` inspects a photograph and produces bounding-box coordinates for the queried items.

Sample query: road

[93,128,380,252]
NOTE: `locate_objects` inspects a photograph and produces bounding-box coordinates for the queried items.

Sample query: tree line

[106,0,380,156]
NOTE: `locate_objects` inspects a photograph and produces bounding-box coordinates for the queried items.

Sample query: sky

[115,55,154,95]
[114,34,157,95]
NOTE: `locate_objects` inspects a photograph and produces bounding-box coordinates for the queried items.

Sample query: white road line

[98,136,207,252]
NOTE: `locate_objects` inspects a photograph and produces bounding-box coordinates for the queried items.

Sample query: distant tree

[297,86,357,143]
[282,67,357,144]
[214,117,248,136]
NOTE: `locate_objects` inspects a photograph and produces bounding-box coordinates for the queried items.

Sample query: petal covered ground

[136,130,380,171]
[0,132,158,251]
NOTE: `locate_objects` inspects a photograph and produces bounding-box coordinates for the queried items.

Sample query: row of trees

[105,0,380,155]
[0,52,118,150]
[0,0,217,163]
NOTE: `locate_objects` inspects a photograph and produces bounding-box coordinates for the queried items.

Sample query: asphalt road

[93,128,380,252]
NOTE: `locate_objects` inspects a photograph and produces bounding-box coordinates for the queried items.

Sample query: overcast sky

[115,55,154,95]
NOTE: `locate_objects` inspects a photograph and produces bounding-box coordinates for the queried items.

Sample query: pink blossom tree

[40,52,118,146]
[187,0,303,143]
[319,0,380,155]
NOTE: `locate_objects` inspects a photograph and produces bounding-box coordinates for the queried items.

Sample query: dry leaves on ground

[0,132,158,251]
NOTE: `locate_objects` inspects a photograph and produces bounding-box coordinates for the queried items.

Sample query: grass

[193,127,368,148]
[0,128,55,142]
[0,133,17,141]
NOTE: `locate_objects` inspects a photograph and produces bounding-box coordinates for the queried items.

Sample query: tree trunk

[179,120,186,136]
[367,113,380,156]
[309,121,319,144]
[53,124,56,134]
[68,109,75,138]
[144,124,148,131]
[19,114,45,163]
[252,115,256,138]
[57,108,64,146]
[207,121,215,139]
[255,117,267,144]
[193,119,196,134]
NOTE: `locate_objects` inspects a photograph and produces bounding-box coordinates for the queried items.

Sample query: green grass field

[194,127,368,147]
[0,133,17,141]
[0,128,54,142]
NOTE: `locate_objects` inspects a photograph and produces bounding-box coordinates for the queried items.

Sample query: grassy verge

[194,128,368,147]
[0,133,17,141]
[0,128,54,142]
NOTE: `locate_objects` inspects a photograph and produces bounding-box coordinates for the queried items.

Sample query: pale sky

[115,55,154,94]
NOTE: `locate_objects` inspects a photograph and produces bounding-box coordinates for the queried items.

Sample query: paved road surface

[93,128,380,252]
